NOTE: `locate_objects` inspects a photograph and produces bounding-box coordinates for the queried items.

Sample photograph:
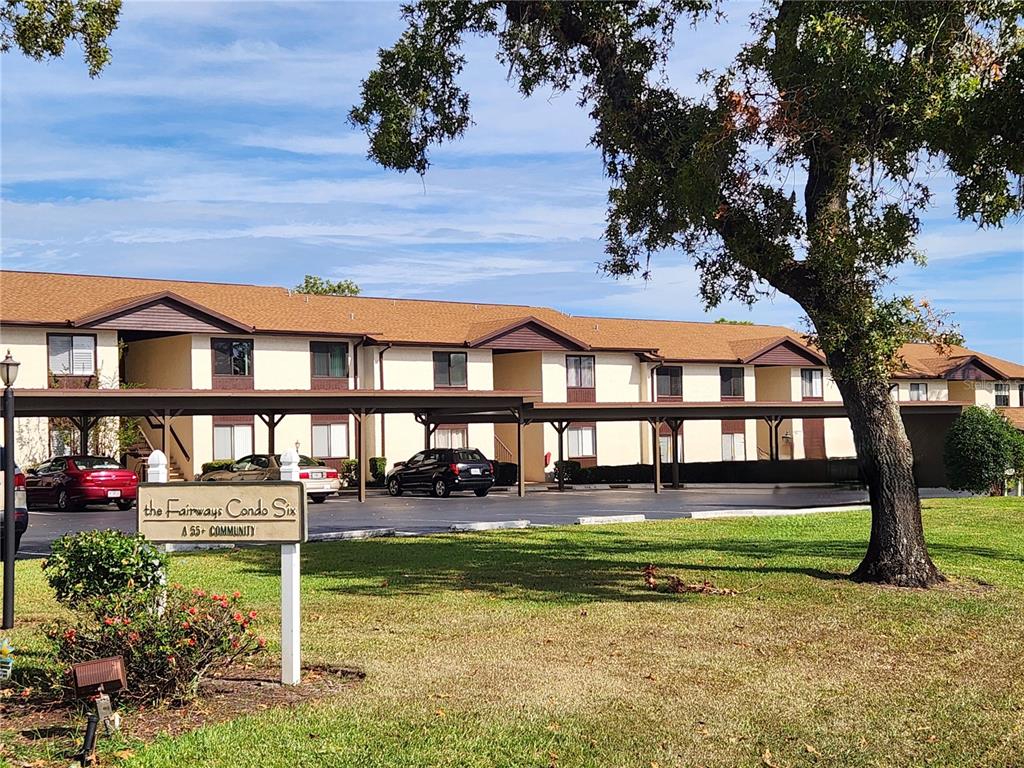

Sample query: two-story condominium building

[2,270,1022,482]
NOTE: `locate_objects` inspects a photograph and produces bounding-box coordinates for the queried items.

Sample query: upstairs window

[720,367,745,399]
[801,369,824,399]
[48,334,95,376]
[311,341,348,378]
[566,355,595,389]
[433,352,468,388]
[212,339,253,376]
[889,384,900,401]
[910,382,928,401]
[995,382,1010,407]
[656,366,682,399]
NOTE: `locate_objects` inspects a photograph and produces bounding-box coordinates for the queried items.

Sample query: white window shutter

[71,336,95,375]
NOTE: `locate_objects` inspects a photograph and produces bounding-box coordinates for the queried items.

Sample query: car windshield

[73,457,122,469]
[454,449,487,463]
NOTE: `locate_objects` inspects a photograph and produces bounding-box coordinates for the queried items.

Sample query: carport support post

[554,421,568,492]
[279,450,301,686]
[650,419,661,494]
[77,416,89,455]
[516,413,525,498]
[669,419,681,489]
[357,411,367,503]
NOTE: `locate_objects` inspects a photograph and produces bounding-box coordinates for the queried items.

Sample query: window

[1019,384,1024,407]
[658,433,683,460]
[801,369,824,399]
[909,383,928,401]
[995,383,1010,407]
[433,352,468,388]
[212,339,253,376]
[311,341,348,378]
[720,367,745,399]
[312,422,349,458]
[213,423,253,460]
[889,383,900,401]
[656,366,682,399]
[434,425,468,449]
[721,432,746,461]
[454,449,487,463]
[567,425,596,458]
[48,334,95,376]
[566,355,595,389]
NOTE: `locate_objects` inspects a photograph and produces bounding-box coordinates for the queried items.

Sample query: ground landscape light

[0,350,19,388]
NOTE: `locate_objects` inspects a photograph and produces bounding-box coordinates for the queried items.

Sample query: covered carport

[9,389,967,499]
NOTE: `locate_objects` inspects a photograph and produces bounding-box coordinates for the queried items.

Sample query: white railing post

[147,450,169,484]
[278,449,301,685]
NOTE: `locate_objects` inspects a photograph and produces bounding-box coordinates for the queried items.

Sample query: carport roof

[9,388,968,424]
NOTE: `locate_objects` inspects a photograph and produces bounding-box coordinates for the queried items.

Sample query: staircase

[125,440,187,481]
[494,434,515,464]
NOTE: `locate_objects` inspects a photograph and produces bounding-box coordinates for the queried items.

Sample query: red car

[25,455,139,511]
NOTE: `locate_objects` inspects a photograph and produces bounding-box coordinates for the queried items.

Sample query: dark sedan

[25,456,139,511]
[386,448,494,498]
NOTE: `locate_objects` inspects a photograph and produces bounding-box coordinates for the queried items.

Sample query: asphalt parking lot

[15,485,883,557]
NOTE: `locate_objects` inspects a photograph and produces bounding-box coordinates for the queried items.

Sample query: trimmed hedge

[493,461,518,487]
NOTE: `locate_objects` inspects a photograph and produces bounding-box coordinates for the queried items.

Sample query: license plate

[470,468,481,475]
[310,472,324,479]
[107,489,122,498]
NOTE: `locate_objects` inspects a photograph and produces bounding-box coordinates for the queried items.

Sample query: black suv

[386,448,494,498]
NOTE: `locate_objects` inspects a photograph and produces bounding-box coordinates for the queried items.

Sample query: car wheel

[56,489,77,512]
[115,499,134,511]
[387,478,403,497]
[309,494,328,504]
[15,532,23,553]
[474,488,489,497]
[431,478,450,498]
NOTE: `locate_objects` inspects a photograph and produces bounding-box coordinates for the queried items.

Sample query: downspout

[377,343,393,460]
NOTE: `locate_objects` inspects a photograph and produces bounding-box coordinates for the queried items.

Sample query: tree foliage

[944,406,1024,494]
[1,0,121,76]
[351,1,1020,380]
[352,1,1023,586]
[293,274,361,297]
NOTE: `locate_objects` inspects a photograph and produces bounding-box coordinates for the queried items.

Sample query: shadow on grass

[221,531,875,603]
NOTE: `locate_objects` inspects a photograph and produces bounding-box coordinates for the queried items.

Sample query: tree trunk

[832,374,945,587]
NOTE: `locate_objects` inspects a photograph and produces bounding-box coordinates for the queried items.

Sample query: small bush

[49,586,265,703]
[493,461,518,487]
[370,456,387,485]
[44,530,167,608]
[552,460,582,484]
[339,458,359,486]
[944,406,1024,493]
[201,459,235,475]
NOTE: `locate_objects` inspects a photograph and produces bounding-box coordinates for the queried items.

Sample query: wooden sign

[137,482,307,544]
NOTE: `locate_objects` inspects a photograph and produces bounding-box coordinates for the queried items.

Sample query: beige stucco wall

[0,325,119,464]
[891,379,949,401]
[493,352,546,480]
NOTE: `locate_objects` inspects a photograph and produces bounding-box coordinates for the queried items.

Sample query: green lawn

[3,497,1023,767]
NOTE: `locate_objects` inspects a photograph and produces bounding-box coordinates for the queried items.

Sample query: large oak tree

[353,1,1023,586]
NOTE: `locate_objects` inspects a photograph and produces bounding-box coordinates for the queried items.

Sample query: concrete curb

[690,505,867,520]
[576,514,647,525]
[309,528,396,541]
[450,520,531,532]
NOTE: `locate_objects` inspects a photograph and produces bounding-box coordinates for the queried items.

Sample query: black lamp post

[2,349,21,630]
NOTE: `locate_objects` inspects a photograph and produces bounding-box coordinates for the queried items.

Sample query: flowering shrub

[43,529,167,607]
[49,585,265,703]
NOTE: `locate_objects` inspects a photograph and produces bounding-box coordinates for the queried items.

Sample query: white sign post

[278,449,302,686]
[137,450,305,687]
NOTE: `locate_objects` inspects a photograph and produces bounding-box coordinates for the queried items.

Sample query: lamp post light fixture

[2,349,20,630]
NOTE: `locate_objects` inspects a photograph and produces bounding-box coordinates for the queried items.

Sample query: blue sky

[2,1,1022,361]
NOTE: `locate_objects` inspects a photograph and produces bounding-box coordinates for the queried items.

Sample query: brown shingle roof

[2,270,1021,373]
[998,408,1024,431]
[896,343,1024,380]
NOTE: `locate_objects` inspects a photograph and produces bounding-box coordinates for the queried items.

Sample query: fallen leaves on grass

[642,565,738,596]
